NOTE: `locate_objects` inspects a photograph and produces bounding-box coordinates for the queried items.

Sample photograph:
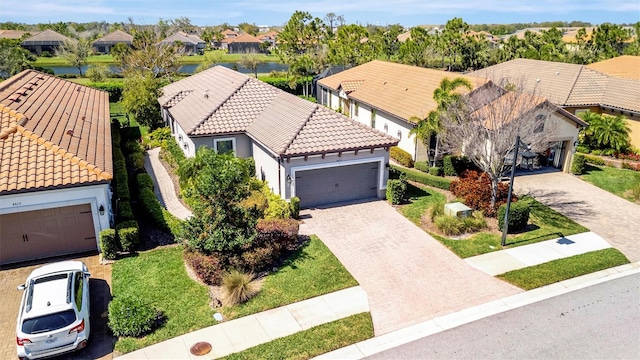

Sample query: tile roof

[93,30,133,45]
[21,29,73,44]
[160,66,398,157]
[470,58,640,114]
[318,60,487,123]
[0,30,30,39]
[586,56,640,80]
[228,33,263,44]
[0,70,112,194]
[160,32,205,45]
[339,80,364,93]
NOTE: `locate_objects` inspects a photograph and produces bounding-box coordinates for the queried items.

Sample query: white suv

[16,261,91,360]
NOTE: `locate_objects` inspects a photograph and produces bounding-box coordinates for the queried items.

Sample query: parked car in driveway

[16,261,91,360]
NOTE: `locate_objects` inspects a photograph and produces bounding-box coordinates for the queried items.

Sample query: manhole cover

[190,342,212,356]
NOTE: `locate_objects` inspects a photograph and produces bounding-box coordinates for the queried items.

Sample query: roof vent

[203,91,209,99]
[556,71,559,75]
[66,129,74,136]
[536,79,541,82]
[76,87,81,92]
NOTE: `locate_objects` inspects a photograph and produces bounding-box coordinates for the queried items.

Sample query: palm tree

[580,112,631,152]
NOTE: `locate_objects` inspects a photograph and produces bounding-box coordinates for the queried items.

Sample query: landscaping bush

[259,76,309,95]
[117,201,134,221]
[390,146,414,168]
[391,165,452,190]
[128,150,145,173]
[220,270,261,306]
[434,216,463,236]
[442,155,478,176]
[289,196,300,219]
[429,201,445,221]
[450,170,510,217]
[429,166,443,177]
[575,145,590,154]
[386,179,407,205]
[160,136,186,170]
[139,187,168,229]
[498,200,531,232]
[414,161,430,172]
[443,156,456,176]
[254,218,300,251]
[621,162,640,171]
[116,220,140,253]
[184,250,224,285]
[571,153,586,175]
[583,154,606,166]
[462,212,488,232]
[136,173,154,191]
[108,294,162,337]
[100,229,118,260]
[88,82,123,102]
[263,187,291,219]
[145,127,173,149]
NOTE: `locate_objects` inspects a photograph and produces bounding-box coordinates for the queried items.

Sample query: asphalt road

[368,273,640,360]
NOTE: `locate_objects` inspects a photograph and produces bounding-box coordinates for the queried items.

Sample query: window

[322,88,328,105]
[74,272,83,311]
[214,137,236,155]
[384,123,388,133]
[397,130,402,140]
[371,109,377,128]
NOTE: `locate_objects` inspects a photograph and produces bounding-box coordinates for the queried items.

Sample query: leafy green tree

[85,64,111,82]
[623,21,640,56]
[238,52,261,78]
[56,38,92,76]
[276,11,327,63]
[460,34,490,70]
[121,72,163,129]
[180,148,259,254]
[0,38,35,78]
[580,112,631,152]
[329,24,375,67]
[442,17,469,71]
[398,27,431,67]
[370,24,404,61]
[120,29,182,78]
[238,22,259,36]
[195,50,223,73]
[590,23,630,60]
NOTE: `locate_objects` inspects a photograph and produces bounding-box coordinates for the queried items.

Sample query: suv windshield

[21,310,76,334]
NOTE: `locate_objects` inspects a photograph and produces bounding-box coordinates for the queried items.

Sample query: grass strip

[497,248,630,290]
[221,313,373,360]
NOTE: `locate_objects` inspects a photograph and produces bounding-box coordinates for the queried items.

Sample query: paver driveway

[299,200,521,335]
[0,254,115,360]
[515,172,640,262]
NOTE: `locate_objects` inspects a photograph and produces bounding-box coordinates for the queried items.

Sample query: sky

[1,0,639,27]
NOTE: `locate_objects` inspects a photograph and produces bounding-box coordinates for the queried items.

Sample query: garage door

[295,162,379,208]
[0,204,97,265]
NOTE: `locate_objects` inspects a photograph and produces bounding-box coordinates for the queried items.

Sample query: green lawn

[111,246,215,354]
[221,236,358,319]
[69,77,125,85]
[497,248,630,290]
[109,102,149,135]
[581,164,640,203]
[400,183,589,258]
[222,313,374,360]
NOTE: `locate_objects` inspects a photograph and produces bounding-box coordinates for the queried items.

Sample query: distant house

[21,29,74,55]
[0,70,113,265]
[214,29,238,49]
[257,30,278,49]
[227,33,263,54]
[471,57,640,149]
[92,30,133,54]
[160,31,206,55]
[158,66,398,208]
[0,30,30,40]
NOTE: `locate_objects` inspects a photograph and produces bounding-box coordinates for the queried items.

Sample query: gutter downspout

[278,157,283,197]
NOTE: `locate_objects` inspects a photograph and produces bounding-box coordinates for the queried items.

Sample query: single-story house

[471,57,640,149]
[158,66,398,208]
[0,70,113,265]
[317,60,486,162]
[214,29,239,50]
[92,30,133,54]
[227,33,263,54]
[0,30,30,40]
[257,30,278,49]
[160,31,206,55]
[21,29,74,55]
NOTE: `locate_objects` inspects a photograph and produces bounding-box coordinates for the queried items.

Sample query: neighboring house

[158,66,398,208]
[0,30,30,40]
[471,57,640,149]
[0,70,113,265]
[214,29,238,50]
[226,33,263,54]
[160,31,206,55]
[317,60,486,162]
[257,30,278,49]
[21,29,74,55]
[92,30,133,54]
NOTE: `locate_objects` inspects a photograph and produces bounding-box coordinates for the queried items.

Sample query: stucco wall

[252,140,282,195]
[0,184,112,251]
[192,133,253,158]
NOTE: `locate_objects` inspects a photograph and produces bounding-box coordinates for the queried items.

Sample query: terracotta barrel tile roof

[160,66,398,157]
[586,55,640,80]
[0,71,112,194]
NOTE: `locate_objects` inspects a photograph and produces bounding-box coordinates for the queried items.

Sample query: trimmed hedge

[391,165,452,190]
[87,82,123,102]
[414,161,430,172]
[498,200,531,232]
[571,153,586,175]
[429,166,443,177]
[116,220,140,253]
[258,76,311,95]
[583,154,606,166]
[443,156,456,176]
[139,187,168,230]
[136,173,154,191]
[289,196,300,219]
[442,155,479,176]
[100,229,118,260]
[386,179,407,205]
[117,201,134,221]
[108,294,161,337]
[390,146,414,168]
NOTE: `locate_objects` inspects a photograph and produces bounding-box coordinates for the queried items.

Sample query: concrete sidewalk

[316,261,640,359]
[144,147,193,220]
[117,286,368,359]
[465,232,612,276]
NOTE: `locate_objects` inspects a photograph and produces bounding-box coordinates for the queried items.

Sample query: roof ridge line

[189,77,251,135]
[17,126,113,181]
[282,103,319,155]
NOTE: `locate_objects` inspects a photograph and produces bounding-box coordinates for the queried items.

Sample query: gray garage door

[0,204,97,265]
[295,162,379,208]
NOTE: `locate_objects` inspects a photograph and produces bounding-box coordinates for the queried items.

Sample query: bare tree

[238,51,261,78]
[440,81,559,209]
[56,39,92,76]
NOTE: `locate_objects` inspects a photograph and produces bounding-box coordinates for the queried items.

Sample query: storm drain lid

[190,342,212,356]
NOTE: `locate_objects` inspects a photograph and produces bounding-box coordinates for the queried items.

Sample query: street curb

[314,262,640,359]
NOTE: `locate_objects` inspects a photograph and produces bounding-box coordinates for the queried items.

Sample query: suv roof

[22,261,84,318]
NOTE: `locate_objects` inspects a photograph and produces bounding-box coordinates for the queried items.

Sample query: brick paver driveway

[0,254,115,360]
[299,200,521,335]
[515,172,640,262]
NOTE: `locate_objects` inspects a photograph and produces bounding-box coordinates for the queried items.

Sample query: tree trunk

[490,176,499,210]
[433,137,439,167]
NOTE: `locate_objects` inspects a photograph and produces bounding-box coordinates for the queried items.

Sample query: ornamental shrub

[429,166,443,177]
[108,294,161,337]
[434,215,463,236]
[264,191,291,219]
[621,162,640,171]
[414,161,430,172]
[117,201,134,221]
[184,250,224,285]
[571,154,586,175]
[443,156,456,176]
[583,154,606,166]
[100,229,118,260]
[138,187,167,230]
[116,220,139,253]
[498,200,531,232]
[254,218,300,251]
[449,170,510,217]
[386,179,407,205]
[136,173,154,191]
[391,165,452,190]
[220,270,261,306]
[390,146,414,168]
[289,196,300,219]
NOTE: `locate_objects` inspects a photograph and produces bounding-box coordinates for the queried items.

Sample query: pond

[43,62,289,75]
